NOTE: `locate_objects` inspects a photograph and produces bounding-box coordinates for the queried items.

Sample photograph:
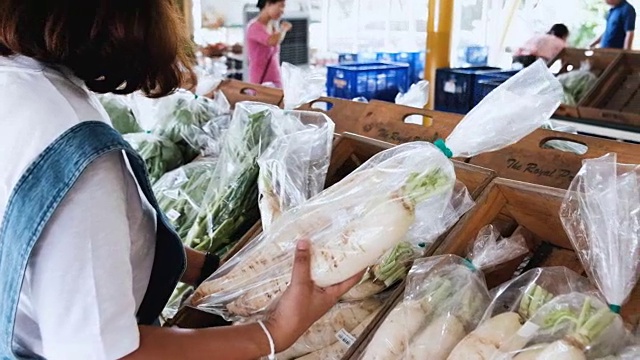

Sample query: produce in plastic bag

[500,153,640,359]
[447,266,599,359]
[154,159,218,240]
[97,93,143,134]
[361,225,529,360]
[180,116,231,158]
[395,80,429,125]
[257,111,335,231]
[557,62,598,105]
[597,345,640,360]
[189,60,563,321]
[276,298,384,359]
[281,62,325,110]
[541,121,588,155]
[124,133,184,183]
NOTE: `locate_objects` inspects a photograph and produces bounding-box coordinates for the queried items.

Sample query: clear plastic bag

[541,120,588,155]
[360,225,528,360]
[97,93,143,134]
[447,267,600,360]
[257,110,335,231]
[180,115,231,158]
[557,61,598,105]
[123,133,184,183]
[189,62,562,321]
[281,62,326,110]
[395,80,429,125]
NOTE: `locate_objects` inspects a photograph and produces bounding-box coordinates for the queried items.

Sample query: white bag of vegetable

[495,153,640,359]
[446,267,600,360]
[361,225,529,360]
[257,110,335,231]
[189,60,563,321]
[281,62,326,110]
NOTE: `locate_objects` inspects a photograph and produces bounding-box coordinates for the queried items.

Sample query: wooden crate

[352,100,462,145]
[579,53,640,129]
[169,132,495,329]
[548,48,621,118]
[468,127,640,189]
[296,97,369,134]
[215,79,284,108]
[346,178,640,359]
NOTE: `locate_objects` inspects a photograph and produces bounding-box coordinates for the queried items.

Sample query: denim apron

[0,121,186,359]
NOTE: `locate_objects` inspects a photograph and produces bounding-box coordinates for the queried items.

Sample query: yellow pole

[425,0,454,110]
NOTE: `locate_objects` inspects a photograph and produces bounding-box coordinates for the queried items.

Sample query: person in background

[513,24,570,67]
[590,0,636,50]
[0,0,360,359]
[247,0,292,88]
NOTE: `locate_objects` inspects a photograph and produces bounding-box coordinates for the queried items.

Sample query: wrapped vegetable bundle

[154,159,218,240]
[541,121,588,155]
[361,225,529,360]
[123,133,184,183]
[190,60,564,321]
[499,153,640,359]
[446,267,599,360]
[97,93,143,134]
[557,64,598,105]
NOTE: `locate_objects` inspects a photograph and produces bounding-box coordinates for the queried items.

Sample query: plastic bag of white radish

[189,60,563,321]
[447,267,600,360]
[490,153,640,359]
[257,110,335,231]
[359,225,529,360]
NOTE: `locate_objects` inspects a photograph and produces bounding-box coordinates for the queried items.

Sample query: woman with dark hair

[513,23,570,67]
[0,1,358,359]
[246,0,292,87]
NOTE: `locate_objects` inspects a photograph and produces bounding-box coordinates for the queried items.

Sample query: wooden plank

[296,97,369,134]
[216,79,284,108]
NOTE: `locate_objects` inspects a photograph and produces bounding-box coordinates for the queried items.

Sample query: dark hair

[257,0,285,10]
[548,24,570,39]
[0,0,195,98]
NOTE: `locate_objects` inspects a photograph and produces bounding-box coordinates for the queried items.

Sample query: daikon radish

[275,299,382,359]
[406,314,466,360]
[296,309,381,360]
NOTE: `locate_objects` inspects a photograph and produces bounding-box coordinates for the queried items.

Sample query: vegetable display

[189,59,563,322]
[123,133,184,183]
[557,65,598,105]
[97,93,143,134]
[361,225,529,360]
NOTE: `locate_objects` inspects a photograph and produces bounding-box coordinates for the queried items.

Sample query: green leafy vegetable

[124,133,184,183]
[98,94,143,134]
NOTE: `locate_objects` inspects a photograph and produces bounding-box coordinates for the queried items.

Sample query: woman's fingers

[291,239,312,286]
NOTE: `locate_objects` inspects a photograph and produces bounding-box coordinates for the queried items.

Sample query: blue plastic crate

[471,70,520,107]
[475,79,508,104]
[326,62,410,102]
[465,46,489,66]
[338,52,378,64]
[376,51,425,85]
[434,66,500,114]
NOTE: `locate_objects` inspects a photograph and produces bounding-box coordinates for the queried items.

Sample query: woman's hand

[280,21,293,32]
[264,240,362,352]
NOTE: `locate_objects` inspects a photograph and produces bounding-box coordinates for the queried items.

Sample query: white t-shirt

[0,55,157,360]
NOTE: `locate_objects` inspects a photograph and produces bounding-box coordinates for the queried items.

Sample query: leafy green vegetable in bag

[124,133,184,183]
[557,68,597,105]
[97,94,143,134]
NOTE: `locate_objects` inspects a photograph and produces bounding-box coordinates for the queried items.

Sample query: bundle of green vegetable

[497,153,640,359]
[361,225,529,360]
[447,267,599,360]
[190,60,563,321]
[123,133,184,183]
[557,67,598,105]
[153,159,218,240]
[153,89,231,161]
[97,93,143,134]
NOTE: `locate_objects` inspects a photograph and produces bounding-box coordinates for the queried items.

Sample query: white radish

[275,299,382,359]
[531,340,586,360]
[341,281,386,301]
[361,300,426,360]
[512,345,548,360]
[447,312,523,360]
[406,315,466,360]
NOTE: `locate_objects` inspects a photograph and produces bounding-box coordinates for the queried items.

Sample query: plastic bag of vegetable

[257,110,335,231]
[97,93,143,134]
[446,266,600,360]
[189,59,564,321]
[153,159,218,240]
[541,121,588,155]
[361,225,529,360]
[180,115,231,158]
[557,62,598,105]
[281,62,325,110]
[496,153,640,359]
[123,133,184,183]
[395,80,429,125]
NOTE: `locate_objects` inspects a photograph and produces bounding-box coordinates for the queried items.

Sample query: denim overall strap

[0,121,186,359]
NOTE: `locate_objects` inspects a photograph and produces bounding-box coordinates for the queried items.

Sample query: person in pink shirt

[246,0,292,88]
[513,24,569,67]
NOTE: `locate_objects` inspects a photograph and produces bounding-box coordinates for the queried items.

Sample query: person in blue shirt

[591,0,636,50]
